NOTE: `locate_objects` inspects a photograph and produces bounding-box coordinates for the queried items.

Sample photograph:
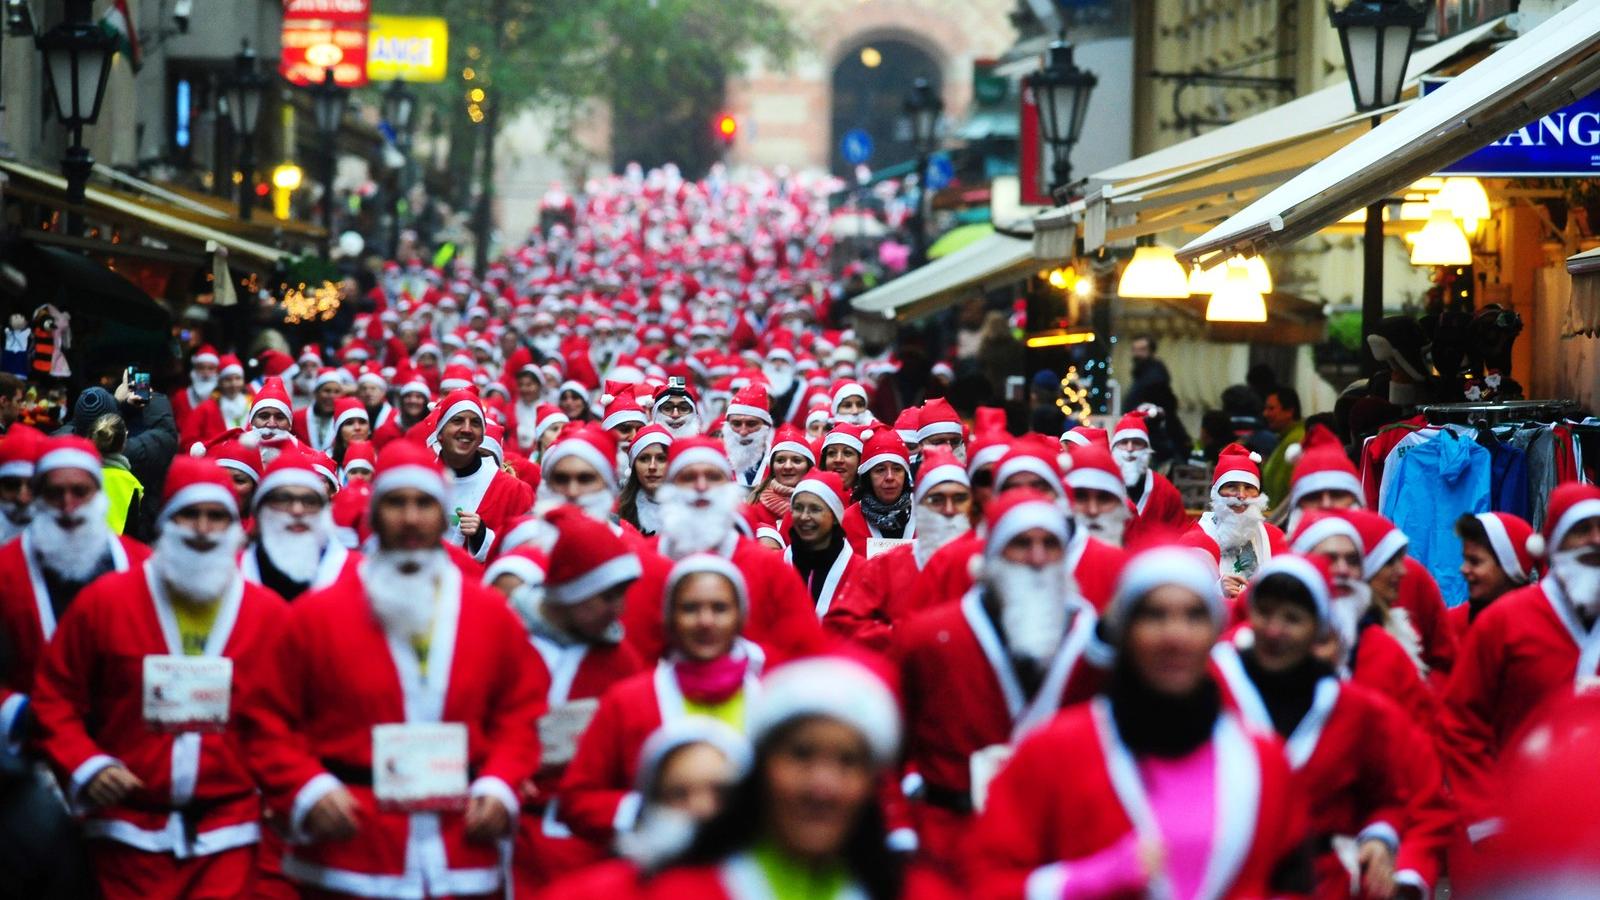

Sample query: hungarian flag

[100,0,142,72]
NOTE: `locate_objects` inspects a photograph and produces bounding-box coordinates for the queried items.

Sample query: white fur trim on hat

[913,462,969,505]
[254,466,328,510]
[726,403,773,425]
[543,439,618,493]
[1061,431,1090,447]
[220,361,244,379]
[1288,471,1364,509]
[333,405,369,431]
[192,350,220,366]
[399,381,431,399]
[667,445,733,479]
[1211,470,1262,496]
[1475,513,1530,582]
[161,483,238,522]
[749,656,900,765]
[602,408,648,431]
[534,411,570,440]
[998,457,1065,497]
[250,397,291,421]
[914,421,963,444]
[1251,555,1332,635]
[830,384,867,414]
[549,552,642,604]
[629,430,673,464]
[35,448,101,485]
[793,477,845,521]
[371,464,449,507]
[769,439,815,466]
[216,458,259,484]
[312,370,342,390]
[357,371,386,388]
[985,499,1069,559]
[857,451,909,477]
[1548,498,1600,558]
[431,398,484,443]
[756,524,786,547]
[968,443,1009,475]
[1065,466,1124,499]
[821,431,864,455]
[1107,546,1224,640]
[484,555,545,586]
[1363,528,1410,581]
[664,553,749,619]
[1110,427,1149,447]
[1290,517,1363,556]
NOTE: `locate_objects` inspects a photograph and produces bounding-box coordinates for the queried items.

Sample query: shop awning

[1180,3,1600,265]
[1,239,172,329]
[849,232,1036,322]
[1032,16,1511,260]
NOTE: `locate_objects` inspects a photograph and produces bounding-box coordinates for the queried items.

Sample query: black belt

[320,758,481,788]
[916,782,973,815]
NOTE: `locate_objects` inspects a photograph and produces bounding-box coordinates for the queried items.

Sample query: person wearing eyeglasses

[238,450,358,602]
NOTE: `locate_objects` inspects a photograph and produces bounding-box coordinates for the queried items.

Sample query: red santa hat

[544,505,642,603]
[748,655,900,765]
[767,423,815,467]
[726,383,772,425]
[1289,509,1364,556]
[1249,553,1335,636]
[160,456,239,522]
[332,396,369,433]
[667,435,733,480]
[257,349,298,382]
[356,365,387,389]
[628,423,674,466]
[1287,424,1363,509]
[664,552,749,618]
[217,353,244,379]
[484,545,548,587]
[792,470,848,521]
[429,390,485,445]
[830,381,868,415]
[532,404,569,442]
[966,430,1012,477]
[311,367,343,392]
[0,424,45,480]
[892,408,920,445]
[1543,483,1600,558]
[995,437,1067,497]
[820,422,871,456]
[1468,512,1538,583]
[1105,544,1225,640]
[982,488,1070,560]
[440,365,475,392]
[254,448,329,511]
[601,392,648,432]
[632,718,754,798]
[191,345,220,367]
[1110,411,1151,448]
[857,429,910,477]
[914,398,965,445]
[913,447,969,505]
[543,425,619,493]
[342,440,376,478]
[298,345,323,367]
[35,435,101,485]
[1066,443,1125,499]
[370,440,449,508]
[398,379,432,401]
[249,377,293,423]
[1342,508,1409,580]
[806,407,831,432]
[1211,443,1262,497]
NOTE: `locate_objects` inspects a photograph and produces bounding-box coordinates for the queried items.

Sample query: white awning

[1180,3,1600,265]
[850,232,1036,322]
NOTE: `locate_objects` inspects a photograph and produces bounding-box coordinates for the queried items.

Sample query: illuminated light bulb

[1204,262,1267,323]
[1410,208,1472,266]
[1117,245,1190,298]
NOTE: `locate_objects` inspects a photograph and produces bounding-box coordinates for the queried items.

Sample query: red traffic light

[715,114,737,142]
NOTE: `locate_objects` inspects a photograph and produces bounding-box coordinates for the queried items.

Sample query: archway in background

[829,36,942,177]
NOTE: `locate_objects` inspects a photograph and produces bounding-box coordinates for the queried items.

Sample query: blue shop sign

[1424,78,1600,176]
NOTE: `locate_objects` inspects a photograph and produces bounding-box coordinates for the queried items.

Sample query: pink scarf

[675,654,749,704]
[759,482,794,518]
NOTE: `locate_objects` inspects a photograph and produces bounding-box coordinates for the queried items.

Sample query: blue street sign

[1424,78,1600,176]
[841,129,874,166]
[926,152,954,190]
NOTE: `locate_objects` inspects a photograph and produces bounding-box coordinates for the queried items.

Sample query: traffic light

[715,113,737,145]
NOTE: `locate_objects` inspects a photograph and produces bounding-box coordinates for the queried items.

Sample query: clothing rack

[1418,399,1579,426]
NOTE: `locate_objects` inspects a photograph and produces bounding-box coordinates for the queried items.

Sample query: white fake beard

[534,483,615,523]
[657,482,743,559]
[191,373,218,396]
[1329,579,1373,653]
[292,373,317,397]
[27,493,112,581]
[1115,447,1152,488]
[724,426,771,476]
[366,548,447,638]
[258,505,332,583]
[218,392,250,424]
[507,581,546,634]
[985,558,1073,664]
[615,805,699,870]
[658,412,702,439]
[0,501,30,543]
[762,364,795,398]
[834,410,871,427]
[532,333,561,356]
[1075,505,1129,547]
[155,522,245,601]
[1553,548,1600,617]
[1209,496,1267,551]
[636,490,662,534]
[913,505,971,569]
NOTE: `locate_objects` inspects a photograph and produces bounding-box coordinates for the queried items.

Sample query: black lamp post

[1331,0,1424,374]
[1026,37,1097,197]
[309,67,348,255]
[904,77,942,268]
[226,41,268,222]
[382,78,417,258]
[35,0,114,236]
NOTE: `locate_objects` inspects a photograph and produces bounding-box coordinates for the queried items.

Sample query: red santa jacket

[1347,621,1439,750]
[292,406,337,451]
[625,535,825,665]
[0,532,147,735]
[241,561,543,897]
[559,650,763,845]
[642,857,960,900]
[895,591,1106,870]
[446,459,534,562]
[839,501,914,559]
[909,531,1125,618]
[181,393,255,450]
[968,699,1303,900]
[824,541,923,652]
[1129,469,1190,532]
[168,385,207,437]
[1440,577,1591,834]
[1212,643,1455,897]
[31,566,285,858]
[1395,557,1456,686]
[783,536,863,619]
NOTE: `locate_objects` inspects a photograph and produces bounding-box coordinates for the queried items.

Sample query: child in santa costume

[969,545,1306,898]
[894,489,1107,878]
[240,441,542,899]
[31,456,287,899]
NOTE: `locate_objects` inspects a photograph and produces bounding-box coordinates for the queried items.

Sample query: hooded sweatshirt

[1383,428,1489,606]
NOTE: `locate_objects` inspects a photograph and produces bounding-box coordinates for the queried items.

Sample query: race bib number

[866,538,912,559]
[142,656,232,733]
[538,698,600,769]
[372,723,469,812]
[968,743,1014,813]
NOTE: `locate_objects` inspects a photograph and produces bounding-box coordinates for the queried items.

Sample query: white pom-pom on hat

[967,553,984,582]
[188,442,206,458]
[1284,442,1303,464]
[1249,451,1262,464]
[1057,452,1075,474]
[1527,533,1547,560]
[600,393,615,405]
[238,430,262,450]
[862,428,875,441]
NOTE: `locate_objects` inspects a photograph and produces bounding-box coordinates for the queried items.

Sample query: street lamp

[382,78,418,258]
[226,41,269,222]
[309,67,348,254]
[903,77,942,268]
[35,0,114,235]
[1026,37,1097,196]
[1331,0,1424,374]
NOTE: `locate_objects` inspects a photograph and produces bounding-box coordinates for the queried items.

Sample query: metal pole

[63,129,91,236]
[1360,114,1383,374]
[323,142,336,256]
[238,140,255,221]
[909,149,928,268]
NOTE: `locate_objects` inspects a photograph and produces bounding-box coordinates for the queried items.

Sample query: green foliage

[1326,310,1363,353]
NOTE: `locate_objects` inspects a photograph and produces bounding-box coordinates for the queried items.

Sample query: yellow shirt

[412,633,431,677]
[171,596,221,656]
[684,689,747,731]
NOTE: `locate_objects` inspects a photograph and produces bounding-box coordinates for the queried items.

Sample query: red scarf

[674,654,749,704]
[759,481,794,518]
